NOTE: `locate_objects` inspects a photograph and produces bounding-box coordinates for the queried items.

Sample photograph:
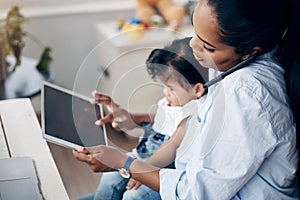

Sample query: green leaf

[36,47,53,73]
[4,5,27,71]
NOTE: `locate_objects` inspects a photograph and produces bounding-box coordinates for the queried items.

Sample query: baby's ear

[193,83,205,98]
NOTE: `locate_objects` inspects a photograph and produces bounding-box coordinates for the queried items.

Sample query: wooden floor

[48,124,139,200]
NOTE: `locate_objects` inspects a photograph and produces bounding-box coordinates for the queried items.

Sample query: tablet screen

[42,83,107,148]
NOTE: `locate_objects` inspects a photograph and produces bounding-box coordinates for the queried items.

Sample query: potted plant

[0,5,52,83]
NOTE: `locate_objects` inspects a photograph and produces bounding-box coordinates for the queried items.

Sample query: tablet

[41,82,108,149]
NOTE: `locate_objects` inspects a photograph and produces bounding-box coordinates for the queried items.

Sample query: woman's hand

[126,178,142,190]
[73,145,161,192]
[72,145,128,172]
[91,91,140,130]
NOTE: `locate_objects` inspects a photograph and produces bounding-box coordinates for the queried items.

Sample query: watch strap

[123,156,136,170]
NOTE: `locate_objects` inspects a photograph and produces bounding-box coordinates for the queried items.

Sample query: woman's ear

[242,46,262,60]
[193,83,205,98]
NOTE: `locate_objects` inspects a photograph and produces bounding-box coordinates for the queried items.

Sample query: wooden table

[0,98,69,199]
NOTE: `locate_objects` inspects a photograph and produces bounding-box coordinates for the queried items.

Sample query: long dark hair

[282,0,300,187]
[208,0,300,190]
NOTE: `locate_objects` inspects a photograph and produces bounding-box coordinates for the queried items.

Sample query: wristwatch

[118,156,136,178]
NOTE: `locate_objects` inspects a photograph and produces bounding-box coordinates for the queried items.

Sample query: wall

[2,1,136,90]
[2,1,207,115]
[0,1,135,113]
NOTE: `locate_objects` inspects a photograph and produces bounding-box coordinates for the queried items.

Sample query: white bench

[0,98,69,200]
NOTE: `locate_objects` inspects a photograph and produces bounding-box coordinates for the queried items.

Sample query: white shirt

[153,98,199,136]
[159,50,298,199]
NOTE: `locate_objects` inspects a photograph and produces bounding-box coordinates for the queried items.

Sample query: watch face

[119,168,130,178]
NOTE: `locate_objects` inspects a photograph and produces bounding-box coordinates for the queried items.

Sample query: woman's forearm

[129,159,161,192]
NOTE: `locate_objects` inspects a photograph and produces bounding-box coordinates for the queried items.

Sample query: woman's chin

[200,61,220,71]
[198,60,211,69]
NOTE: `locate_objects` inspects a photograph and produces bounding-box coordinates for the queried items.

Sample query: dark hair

[282,0,300,188]
[282,0,300,125]
[207,0,300,189]
[207,0,288,56]
[146,37,206,86]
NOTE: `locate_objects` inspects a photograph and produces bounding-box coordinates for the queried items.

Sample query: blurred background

[0,1,207,199]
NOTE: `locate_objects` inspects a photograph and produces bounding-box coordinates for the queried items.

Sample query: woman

[73,0,300,199]
[77,37,207,200]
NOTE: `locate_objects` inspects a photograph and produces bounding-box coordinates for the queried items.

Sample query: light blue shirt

[159,50,298,200]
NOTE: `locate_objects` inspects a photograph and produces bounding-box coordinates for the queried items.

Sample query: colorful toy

[115,17,126,30]
[149,14,164,28]
[136,0,186,28]
[121,18,146,40]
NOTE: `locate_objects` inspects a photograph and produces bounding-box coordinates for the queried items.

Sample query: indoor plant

[0,5,52,83]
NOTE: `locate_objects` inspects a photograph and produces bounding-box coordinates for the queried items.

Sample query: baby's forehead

[158,73,192,88]
[158,73,180,84]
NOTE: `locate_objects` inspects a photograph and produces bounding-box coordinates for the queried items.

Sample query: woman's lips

[167,100,171,106]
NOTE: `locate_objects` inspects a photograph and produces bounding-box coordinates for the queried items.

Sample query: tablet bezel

[41,82,108,149]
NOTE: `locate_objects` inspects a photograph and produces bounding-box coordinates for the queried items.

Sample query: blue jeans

[135,123,170,160]
[77,172,161,200]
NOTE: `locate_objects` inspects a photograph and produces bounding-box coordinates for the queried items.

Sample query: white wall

[11,1,136,90]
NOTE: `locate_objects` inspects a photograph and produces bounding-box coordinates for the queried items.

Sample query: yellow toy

[136,0,186,29]
[121,19,146,40]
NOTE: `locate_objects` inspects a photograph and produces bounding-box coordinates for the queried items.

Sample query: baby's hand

[126,178,142,190]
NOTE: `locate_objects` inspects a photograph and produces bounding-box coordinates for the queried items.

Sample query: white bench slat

[0,98,69,200]
[0,116,10,158]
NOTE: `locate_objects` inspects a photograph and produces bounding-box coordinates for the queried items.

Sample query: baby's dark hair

[146,37,206,87]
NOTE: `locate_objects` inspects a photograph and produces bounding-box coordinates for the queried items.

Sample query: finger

[91,98,111,106]
[91,91,110,102]
[133,182,141,190]
[88,145,105,154]
[72,150,92,162]
[126,179,136,190]
[92,92,118,106]
[91,91,109,99]
[95,113,114,126]
[90,99,111,105]
[112,121,120,130]
[72,149,78,157]
[109,101,119,110]
[76,147,90,154]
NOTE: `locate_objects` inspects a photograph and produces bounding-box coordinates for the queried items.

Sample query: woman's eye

[203,44,215,53]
